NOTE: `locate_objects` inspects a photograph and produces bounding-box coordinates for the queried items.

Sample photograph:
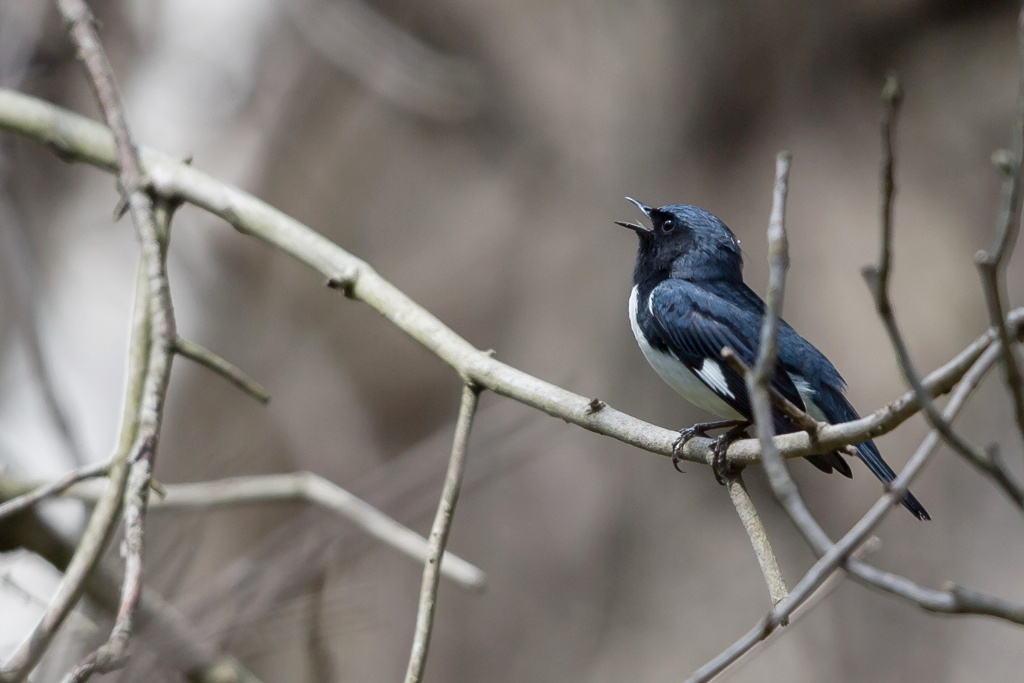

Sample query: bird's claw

[671,419,744,474]
[671,427,697,473]
[710,435,732,484]
[709,423,751,484]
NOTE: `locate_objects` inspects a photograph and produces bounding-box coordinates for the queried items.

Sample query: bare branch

[847,561,1024,624]
[0,263,146,683]
[4,88,1014,474]
[174,336,270,404]
[976,257,1024,442]
[405,383,481,683]
[37,471,486,590]
[2,89,1007,475]
[725,472,788,606]
[0,462,108,522]
[51,2,177,679]
[862,74,1024,511]
[974,8,1024,445]
[748,152,834,546]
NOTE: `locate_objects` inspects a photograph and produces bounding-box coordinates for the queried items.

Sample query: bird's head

[616,199,743,285]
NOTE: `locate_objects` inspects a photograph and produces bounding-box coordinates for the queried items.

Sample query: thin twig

[976,260,1024,442]
[974,8,1024,446]
[863,75,1024,510]
[53,2,177,680]
[847,561,1024,623]
[174,336,270,404]
[0,462,108,522]
[724,471,788,606]
[747,153,833,548]
[404,384,481,683]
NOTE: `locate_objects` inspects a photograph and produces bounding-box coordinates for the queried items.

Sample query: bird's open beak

[615,197,653,233]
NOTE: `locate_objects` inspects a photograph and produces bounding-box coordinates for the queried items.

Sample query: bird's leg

[672,419,747,473]
[709,422,752,484]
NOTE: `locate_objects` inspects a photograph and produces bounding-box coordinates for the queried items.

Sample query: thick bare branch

[1,88,1015,472]
[404,384,481,683]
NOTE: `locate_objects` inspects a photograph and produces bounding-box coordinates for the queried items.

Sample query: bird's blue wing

[647,280,853,476]
[646,280,805,435]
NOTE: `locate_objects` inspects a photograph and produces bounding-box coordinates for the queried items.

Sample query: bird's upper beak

[615,197,653,234]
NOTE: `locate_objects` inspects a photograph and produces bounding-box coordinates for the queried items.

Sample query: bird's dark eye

[660,218,676,233]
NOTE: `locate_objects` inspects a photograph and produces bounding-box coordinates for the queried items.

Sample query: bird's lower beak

[615,220,651,233]
[615,197,653,233]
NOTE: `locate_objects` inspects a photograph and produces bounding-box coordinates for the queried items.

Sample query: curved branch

[11,471,487,590]
[0,88,1016,473]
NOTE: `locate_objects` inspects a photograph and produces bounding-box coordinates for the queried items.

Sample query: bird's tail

[855,440,930,520]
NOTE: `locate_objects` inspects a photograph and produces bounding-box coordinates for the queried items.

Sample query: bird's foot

[709,422,752,484]
[672,419,747,474]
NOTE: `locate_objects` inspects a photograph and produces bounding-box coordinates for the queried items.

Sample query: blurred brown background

[1,0,1023,681]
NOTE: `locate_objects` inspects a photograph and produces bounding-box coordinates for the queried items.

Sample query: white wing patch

[695,359,733,399]
[792,374,828,422]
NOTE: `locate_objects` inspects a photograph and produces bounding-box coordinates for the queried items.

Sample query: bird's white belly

[629,286,744,420]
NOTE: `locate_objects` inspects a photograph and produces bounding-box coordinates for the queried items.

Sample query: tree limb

[0,87,1016,472]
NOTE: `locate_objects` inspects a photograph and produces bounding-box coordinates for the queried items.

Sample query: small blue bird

[617,199,929,520]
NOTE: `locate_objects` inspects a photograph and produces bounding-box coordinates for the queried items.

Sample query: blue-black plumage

[617,200,929,520]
